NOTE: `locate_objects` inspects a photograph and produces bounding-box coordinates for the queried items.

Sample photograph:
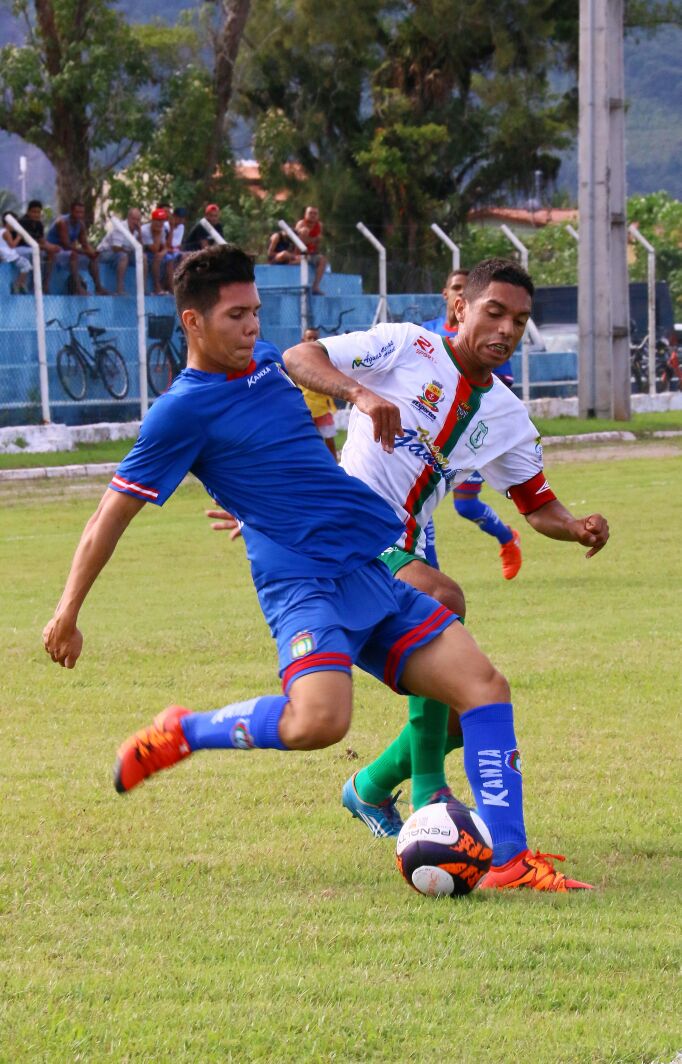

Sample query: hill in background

[1,3,680,205]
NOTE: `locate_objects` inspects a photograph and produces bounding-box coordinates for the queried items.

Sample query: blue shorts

[256,557,456,695]
[454,471,484,494]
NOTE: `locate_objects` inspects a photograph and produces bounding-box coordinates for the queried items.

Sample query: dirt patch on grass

[545,439,682,462]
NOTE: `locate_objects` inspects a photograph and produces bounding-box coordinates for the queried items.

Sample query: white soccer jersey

[322,323,545,556]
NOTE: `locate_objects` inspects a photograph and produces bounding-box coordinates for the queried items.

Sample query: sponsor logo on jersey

[411,380,444,421]
[466,419,488,452]
[412,335,436,360]
[247,365,271,388]
[290,630,316,659]
[535,436,543,459]
[394,427,460,483]
[351,341,394,369]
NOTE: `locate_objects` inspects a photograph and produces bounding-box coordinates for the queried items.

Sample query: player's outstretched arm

[525,499,609,558]
[284,343,403,452]
[43,489,146,668]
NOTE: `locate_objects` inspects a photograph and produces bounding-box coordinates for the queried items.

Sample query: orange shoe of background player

[477,848,594,891]
[499,528,522,580]
[114,705,192,794]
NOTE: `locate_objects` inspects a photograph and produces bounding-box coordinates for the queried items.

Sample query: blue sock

[454,497,512,544]
[181,695,289,751]
[460,702,527,865]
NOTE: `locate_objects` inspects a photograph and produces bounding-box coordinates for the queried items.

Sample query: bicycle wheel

[98,346,129,399]
[56,345,87,401]
[147,342,174,396]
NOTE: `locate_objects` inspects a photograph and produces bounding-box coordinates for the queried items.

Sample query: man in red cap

[184,204,225,252]
[141,208,172,294]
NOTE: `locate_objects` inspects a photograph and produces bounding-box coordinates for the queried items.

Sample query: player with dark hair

[283,257,609,890]
[424,265,522,579]
[43,246,599,892]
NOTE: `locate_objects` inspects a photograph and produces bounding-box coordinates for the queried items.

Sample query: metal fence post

[356,223,387,324]
[628,225,657,397]
[111,217,148,416]
[500,224,532,404]
[6,213,50,423]
[566,224,580,242]
[198,219,227,246]
[430,224,460,270]
[278,220,309,333]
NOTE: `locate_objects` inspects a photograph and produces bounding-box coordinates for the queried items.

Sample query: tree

[0,0,153,219]
[235,0,580,281]
[628,192,682,318]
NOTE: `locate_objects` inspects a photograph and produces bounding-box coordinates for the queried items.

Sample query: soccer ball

[396,800,493,897]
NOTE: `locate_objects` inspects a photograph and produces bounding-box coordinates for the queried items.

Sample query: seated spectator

[16,199,60,292]
[267,229,301,265]
[140,208,173,295]
[183,204,224,251]
[295,205,328,296]
[46,200,108,295]
[97,208,143,295]
[296,327,338,459]
[1,213,33,293]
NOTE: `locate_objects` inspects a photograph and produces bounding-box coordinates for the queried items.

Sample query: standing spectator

[183,204,224,252]
[296,327,338,459]
[140,208,172,295]
[1,213,33,293]
[97,208,143,295]
[295,205,328,296]
[46,201,107,295]
[16,199,60,293]
[267,228,301,265]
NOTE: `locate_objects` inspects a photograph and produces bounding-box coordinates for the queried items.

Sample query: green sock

[355,727,412,804]
[445,732,463,754]
[409,696,449,810]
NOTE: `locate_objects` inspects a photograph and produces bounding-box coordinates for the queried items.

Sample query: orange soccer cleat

[499,528,522,580]
[477,848,594,892]
[114,704,192,794]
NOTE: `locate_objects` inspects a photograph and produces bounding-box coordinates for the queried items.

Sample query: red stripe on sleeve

[507,471,557,515]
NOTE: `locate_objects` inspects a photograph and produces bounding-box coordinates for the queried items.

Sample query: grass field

[1,449,681,1063]
[1,410,681,469]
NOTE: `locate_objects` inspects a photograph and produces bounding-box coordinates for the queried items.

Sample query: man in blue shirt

[423,267,522,579]
[42,244,592,891]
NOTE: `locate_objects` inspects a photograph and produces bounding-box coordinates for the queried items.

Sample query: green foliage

[0,0,154,213]
[627,191,682,317]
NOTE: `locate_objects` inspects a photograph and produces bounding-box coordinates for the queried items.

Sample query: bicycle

[46,309,129,401]
[311,307,356,335]
[147,314,187,397]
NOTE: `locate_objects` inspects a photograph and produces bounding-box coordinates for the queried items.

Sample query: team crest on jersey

[290,630,316,659]
[466,419,488,451]
[456,400,472,421]
[505,749,522,774]
[411,380,444,421]
[231,718,255,750]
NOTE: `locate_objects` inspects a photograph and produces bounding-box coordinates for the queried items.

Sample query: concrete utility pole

[578,0,630,419]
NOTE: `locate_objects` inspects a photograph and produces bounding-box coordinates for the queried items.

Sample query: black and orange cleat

[499,528,522,580]
[114,705,192,794]
[477,848,594,892]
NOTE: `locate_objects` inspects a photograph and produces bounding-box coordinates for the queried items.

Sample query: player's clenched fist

[351,387,403,453]
[572,513,609,558]
[43,616,83,669]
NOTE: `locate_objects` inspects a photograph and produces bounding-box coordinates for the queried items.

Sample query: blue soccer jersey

[110,339,404,589]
